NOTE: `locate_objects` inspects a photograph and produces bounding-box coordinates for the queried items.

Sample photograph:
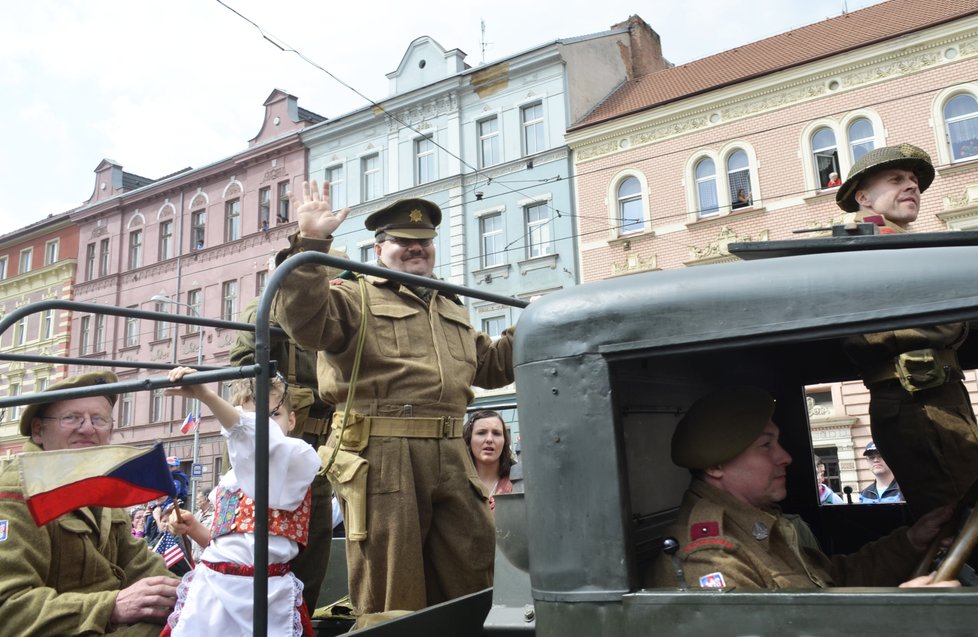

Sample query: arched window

[812,127,839,189]
[727,150,751,210]
[617,177,644,234]
[945,94,978,162]
[695,158,718,218]
[847,118,875,163]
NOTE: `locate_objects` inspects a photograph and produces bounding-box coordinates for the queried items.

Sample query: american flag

[154,532,186,568]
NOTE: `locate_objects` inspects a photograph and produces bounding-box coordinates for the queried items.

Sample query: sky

[0,0,887,237]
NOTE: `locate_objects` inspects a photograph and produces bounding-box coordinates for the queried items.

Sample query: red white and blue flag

[19,443,176,526]
[154,531,188,568]
[180,411,200,435]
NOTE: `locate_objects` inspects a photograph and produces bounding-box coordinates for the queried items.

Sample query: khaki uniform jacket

[648,480,920,590]
[0,440,176,635]
[271,234,514,416]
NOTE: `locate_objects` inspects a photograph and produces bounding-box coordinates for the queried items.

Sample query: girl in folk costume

[161,368,320,636]
[464,410,518,513]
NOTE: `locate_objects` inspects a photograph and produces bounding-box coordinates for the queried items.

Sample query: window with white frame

[119,393,134,427]
[727,150,752,210]
[479,117,501,167]
[362,155,381,201]
[125,307,139,347]
[42,309,55,340]
[0,256,7,280]
[259,186,271,229]
[187,288,202,334]
[85,243,96,280]
[36,377,48,393]
[94,314,105,352]
[80,315,91,355]
[8,383,20,420]
[255,272,267,298]
[482,316,506,339]
[191,210,206,250]
[277,181,290,222]
[159,220,174,260]
[128,230,143,269]
[153,301,171,340]
[521,102,545,156]
[617,177,644,234]
[151,388,165,422]
[811,127,840,189]
[416,137,436,185]
[45,239,59,265]
[222,280,238,321]
[525,202,551,258]
[695,158,719,218]
[325,165,346,208]
[14,316,27,346]
[847,118,875,163]
[359,244,373,263]
[225,199,241,241]
[19,248,32,274]
[944,93,978,162]
[99,238,110,276]
[480,213,504,268]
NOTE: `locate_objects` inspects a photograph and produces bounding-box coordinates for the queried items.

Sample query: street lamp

[150,293,204,510]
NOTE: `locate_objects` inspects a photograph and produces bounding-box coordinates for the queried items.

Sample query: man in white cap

[647,386,955,590]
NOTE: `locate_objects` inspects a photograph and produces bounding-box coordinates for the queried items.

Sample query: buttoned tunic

[272,234,514,618]
[647,480,920,590]
[0,440,176,636]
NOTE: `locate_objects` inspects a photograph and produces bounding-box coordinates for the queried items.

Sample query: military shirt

[647,479,920,590]
[271,233,514,416]
[0,440,176,635]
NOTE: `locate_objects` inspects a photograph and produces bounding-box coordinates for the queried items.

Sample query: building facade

[567,0,978,495]
[67,90,323,491]
[0,214,78,455]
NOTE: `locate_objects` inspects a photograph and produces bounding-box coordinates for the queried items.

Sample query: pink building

[566,0,978,493]
[69,90,323,492]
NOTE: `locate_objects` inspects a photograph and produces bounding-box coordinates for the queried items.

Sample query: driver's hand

[907,505,955,552]
[899,573,961,588]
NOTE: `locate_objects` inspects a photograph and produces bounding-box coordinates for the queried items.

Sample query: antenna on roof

[842,0,848,14]
[480,19,491,64]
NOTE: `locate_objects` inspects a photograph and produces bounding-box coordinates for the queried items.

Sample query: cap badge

[751,522,769,540]
[409,209,424,223]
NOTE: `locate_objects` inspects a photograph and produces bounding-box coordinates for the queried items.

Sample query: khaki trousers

[340,436,494,618]
[868,378,978,518]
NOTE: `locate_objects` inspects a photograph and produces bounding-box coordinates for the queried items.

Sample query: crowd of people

[1,141,975,633]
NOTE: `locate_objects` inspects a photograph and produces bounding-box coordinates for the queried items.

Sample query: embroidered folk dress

[167,409,320,636]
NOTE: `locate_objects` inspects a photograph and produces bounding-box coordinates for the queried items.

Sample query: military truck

[5,231,978,636]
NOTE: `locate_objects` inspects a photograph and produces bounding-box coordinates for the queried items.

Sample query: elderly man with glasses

[0,371,179,636]
[271,182,515,628]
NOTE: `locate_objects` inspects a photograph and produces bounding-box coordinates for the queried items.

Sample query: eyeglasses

[40,412,114,430]
[385,237,433,248]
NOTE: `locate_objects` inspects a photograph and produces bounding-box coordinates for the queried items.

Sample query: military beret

[835,143,935,212]
[364,198,441,239]
[20,371,119,436]
[671,386,775,470]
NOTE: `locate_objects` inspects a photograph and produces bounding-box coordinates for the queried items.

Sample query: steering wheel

[914,480,978,583]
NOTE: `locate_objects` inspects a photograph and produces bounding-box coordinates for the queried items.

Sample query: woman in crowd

[464,410,517,512]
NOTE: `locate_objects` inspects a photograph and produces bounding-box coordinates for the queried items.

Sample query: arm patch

[682,537,735,556]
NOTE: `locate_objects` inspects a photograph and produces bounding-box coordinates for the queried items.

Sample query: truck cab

[494,232,978,636]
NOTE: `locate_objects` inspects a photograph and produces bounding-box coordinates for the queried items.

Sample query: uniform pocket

[366,438,402,495]
[54,516,97,590]
[437,305,476,363]
[370,304,424,358]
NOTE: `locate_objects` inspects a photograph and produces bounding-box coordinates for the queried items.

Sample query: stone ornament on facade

[387,94,458,132]
[611,252,657,276]
[688,226,768,261]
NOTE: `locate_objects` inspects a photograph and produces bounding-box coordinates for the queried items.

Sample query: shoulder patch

[690,521,720,540]
[0,492,24,502]
[682,537,736,556]
[698,571,726,588]
[0,520,7,541]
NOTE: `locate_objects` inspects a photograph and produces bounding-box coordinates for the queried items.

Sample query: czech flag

[180,411,199,435]
[19,443,176,526]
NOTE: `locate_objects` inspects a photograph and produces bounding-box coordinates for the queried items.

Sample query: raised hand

[296,179,351,240]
